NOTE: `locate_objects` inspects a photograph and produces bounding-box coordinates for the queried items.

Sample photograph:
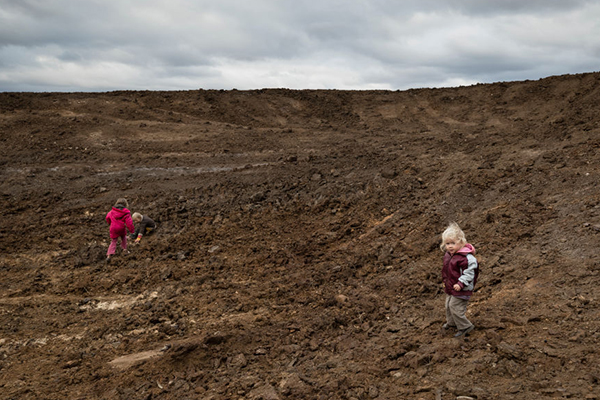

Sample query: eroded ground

[2,73,600,399]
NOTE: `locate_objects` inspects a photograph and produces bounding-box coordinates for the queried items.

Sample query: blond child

[440,222,479,337]
[131,212,156,244]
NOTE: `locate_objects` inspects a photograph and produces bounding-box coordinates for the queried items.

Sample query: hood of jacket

[111,206,130,219]
[456,243,476,256]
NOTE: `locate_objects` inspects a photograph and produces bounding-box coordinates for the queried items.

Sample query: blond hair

[440,222,466,251]
[114,198,129,208]
[132,212,142,222]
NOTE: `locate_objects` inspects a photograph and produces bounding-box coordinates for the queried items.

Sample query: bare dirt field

[1,72,600,399]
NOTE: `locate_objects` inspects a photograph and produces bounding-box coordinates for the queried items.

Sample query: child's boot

[454,325,474,337]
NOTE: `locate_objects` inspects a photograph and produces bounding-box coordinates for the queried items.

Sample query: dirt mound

[2,72,600,399]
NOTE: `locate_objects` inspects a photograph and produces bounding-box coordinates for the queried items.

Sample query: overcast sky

[1,0,599,92]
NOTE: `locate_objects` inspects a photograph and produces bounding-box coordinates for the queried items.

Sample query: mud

[1,72,600,399]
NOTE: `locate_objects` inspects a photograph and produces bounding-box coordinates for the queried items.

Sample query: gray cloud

[0,0,599,91]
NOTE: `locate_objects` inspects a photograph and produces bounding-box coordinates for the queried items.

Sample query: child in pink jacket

[105,198,135,262]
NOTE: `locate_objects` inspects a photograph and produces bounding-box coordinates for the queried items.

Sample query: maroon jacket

[442,243,478,298]
[106,206,135,239]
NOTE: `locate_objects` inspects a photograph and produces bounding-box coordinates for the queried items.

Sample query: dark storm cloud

[0,0,599,91]
[438,0,594,15]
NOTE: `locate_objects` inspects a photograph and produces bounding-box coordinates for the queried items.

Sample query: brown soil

[1,72,600,400]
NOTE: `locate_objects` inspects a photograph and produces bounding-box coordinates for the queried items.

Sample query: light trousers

[445,294,473,330]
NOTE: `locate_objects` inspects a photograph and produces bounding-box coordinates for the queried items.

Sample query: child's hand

[453,284,462,291]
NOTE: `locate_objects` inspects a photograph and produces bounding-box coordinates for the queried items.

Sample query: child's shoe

[106,255,112,263]
[454,325,474,337]
[123,250,130,255]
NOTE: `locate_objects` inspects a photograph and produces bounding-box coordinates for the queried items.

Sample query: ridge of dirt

[1,72,600,399]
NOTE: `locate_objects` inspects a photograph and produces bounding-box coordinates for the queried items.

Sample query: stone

[335,294,349,305]
[381,168,397,179]
[496,342,523,360]
[279,373,310,397]
[229,353,248,368]
[247,384,280,400]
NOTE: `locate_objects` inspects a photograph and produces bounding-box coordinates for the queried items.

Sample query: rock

[381,168,397,179]
[130,328,145,336]
[386,325,402,333]
[247,384,280,400]
[229,353,248,368]
[204,334,227,345]
[279,373,310,397]
[568,330,585,342]
[159,344,171,352]
[414,385,435,393]
[62,360,81,369]
[335,294,349,305]
[166,340,200,358]
[507,384,522,394]
[109,349,163,369]
[403,351,432,368]
[541,346,560,357]
[496,342,523,360]
[367,385,379,398]
[281,344,301,353]
[171,379,190,391]
[160,321,179,335]
[251,191,266,202]
[540,388,569,397]
[531,380,550,390]
[501,358,522,378]
[469,387,488,398]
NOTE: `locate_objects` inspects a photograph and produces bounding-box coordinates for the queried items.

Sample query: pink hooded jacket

[106,206,135,239]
